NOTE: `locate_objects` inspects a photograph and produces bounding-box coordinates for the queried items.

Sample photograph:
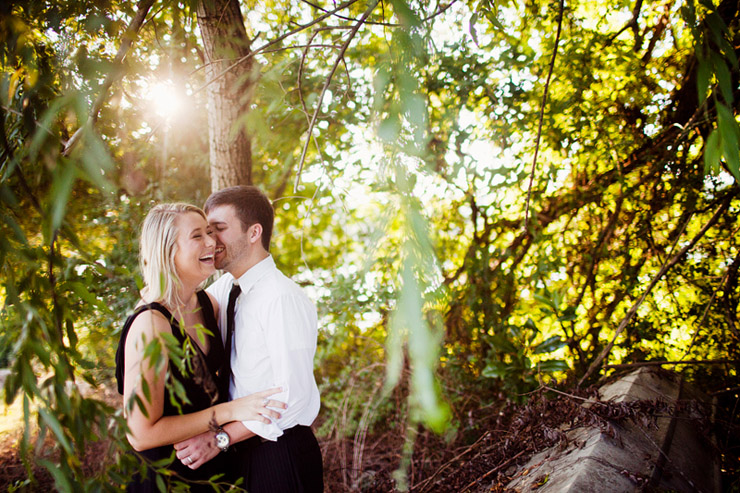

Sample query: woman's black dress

[115,290,231,492]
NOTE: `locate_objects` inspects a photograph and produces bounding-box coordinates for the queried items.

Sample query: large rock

[505,367,719,493]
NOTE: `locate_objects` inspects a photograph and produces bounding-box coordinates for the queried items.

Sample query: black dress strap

[195,290,230,398]
[115,303,175,395]
[196,290,218,340]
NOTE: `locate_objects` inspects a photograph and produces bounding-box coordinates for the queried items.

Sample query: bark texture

[196,0,254,190]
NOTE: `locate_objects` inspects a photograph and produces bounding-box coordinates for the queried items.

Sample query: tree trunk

[196,0,254,190]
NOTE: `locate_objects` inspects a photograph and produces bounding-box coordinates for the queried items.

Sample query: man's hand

[174,431,219,470]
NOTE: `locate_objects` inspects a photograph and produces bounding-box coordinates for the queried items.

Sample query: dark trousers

[230,425,324,493]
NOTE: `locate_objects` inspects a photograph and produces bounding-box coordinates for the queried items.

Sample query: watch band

[215,427,230,452]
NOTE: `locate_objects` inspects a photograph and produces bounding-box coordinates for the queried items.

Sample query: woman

[115,203,284,491]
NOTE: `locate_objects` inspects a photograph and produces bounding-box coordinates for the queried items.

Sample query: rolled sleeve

[239,389,288,441]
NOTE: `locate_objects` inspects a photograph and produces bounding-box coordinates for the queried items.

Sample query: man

[173,185,323,492]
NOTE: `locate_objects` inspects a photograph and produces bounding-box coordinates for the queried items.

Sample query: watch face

[216,431,229,450]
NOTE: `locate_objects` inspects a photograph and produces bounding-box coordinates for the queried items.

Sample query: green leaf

[66,281,104,309]
[378,114,401,143]
[557,306,577,323]
[698,0,716,11]
[0,183,18,208]
[194,323,208,347]
[159,332,181,351]
[169,377,191,407]
[76,126,114,192]
[535,360,569,373]
[489,332,517,354]
[48,160,78,234]
[680,4,696,30]
[372,67,391,113]
[403,93,426,129]
[150,451,176,468]
[141,375,151,403]
[470,13,480,47]
[65,319,78,350]
[706,14,736,67]
[0,210,28,244]
[37,458,73,492]
[711,53,733,104]
[396,260,448,431]
[28,96,68,161]
[482,361,509,379]
[482,5,505,32]
[696,60,711,103]
[389,0,421,27]
[534,293,556,310]
[533,336,566,355]
[143,338,164,373]
[508,324,524,342]
[38,407,73,453]
[704,128,721,175]
[717,103,740,182]
[156,473,167,493]
[133,394,149,419]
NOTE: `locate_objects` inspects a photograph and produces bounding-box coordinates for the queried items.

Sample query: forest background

[1,0,739,490]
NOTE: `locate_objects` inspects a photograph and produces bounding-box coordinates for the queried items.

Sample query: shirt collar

[235,254,275,294]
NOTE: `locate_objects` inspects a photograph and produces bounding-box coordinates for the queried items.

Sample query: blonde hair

[139,203,207,308]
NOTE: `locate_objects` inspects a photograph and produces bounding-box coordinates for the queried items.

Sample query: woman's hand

[231,387,286,423]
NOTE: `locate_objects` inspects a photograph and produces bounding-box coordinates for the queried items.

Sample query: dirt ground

[1,382,737,492]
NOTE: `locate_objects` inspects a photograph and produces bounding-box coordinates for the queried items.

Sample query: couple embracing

[115,186,323,492]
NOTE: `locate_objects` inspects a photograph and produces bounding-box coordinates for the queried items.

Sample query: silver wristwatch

[215,428,230,452]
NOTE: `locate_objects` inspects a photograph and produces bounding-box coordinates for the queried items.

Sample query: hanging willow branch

[523,0,565,231]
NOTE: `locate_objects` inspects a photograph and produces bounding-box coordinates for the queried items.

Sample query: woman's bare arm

[122,309,281,451]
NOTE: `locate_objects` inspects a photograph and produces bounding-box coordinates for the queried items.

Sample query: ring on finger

[186,456,193,465]
[263,398,269,406]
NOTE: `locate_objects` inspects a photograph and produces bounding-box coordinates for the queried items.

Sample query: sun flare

[148,81,182,119]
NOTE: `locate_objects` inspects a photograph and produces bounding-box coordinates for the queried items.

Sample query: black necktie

[224,283,241,384]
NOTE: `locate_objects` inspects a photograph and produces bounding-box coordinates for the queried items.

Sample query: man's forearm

[223,420,255,445]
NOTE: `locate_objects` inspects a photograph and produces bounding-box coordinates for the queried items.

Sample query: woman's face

[173,211,216,288]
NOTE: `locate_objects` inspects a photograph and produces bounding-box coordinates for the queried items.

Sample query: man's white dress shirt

[207,255,320,441]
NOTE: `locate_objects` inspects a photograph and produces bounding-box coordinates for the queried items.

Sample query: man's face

[206,204,250,273]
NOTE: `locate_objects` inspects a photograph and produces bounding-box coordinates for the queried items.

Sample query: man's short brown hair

[204,185,274,251]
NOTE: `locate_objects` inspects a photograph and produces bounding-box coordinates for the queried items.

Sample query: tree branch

[572,194,625,309]
[63,0,156,156]
[459,450,527,493]
[604,0,643,47]
[190,0,362,99]
[299,0,460,27]
[299,0,395,26]
[579,189,738,386]
[0,106,43,214]
[293,0,380,191]
[412,431,491,492]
